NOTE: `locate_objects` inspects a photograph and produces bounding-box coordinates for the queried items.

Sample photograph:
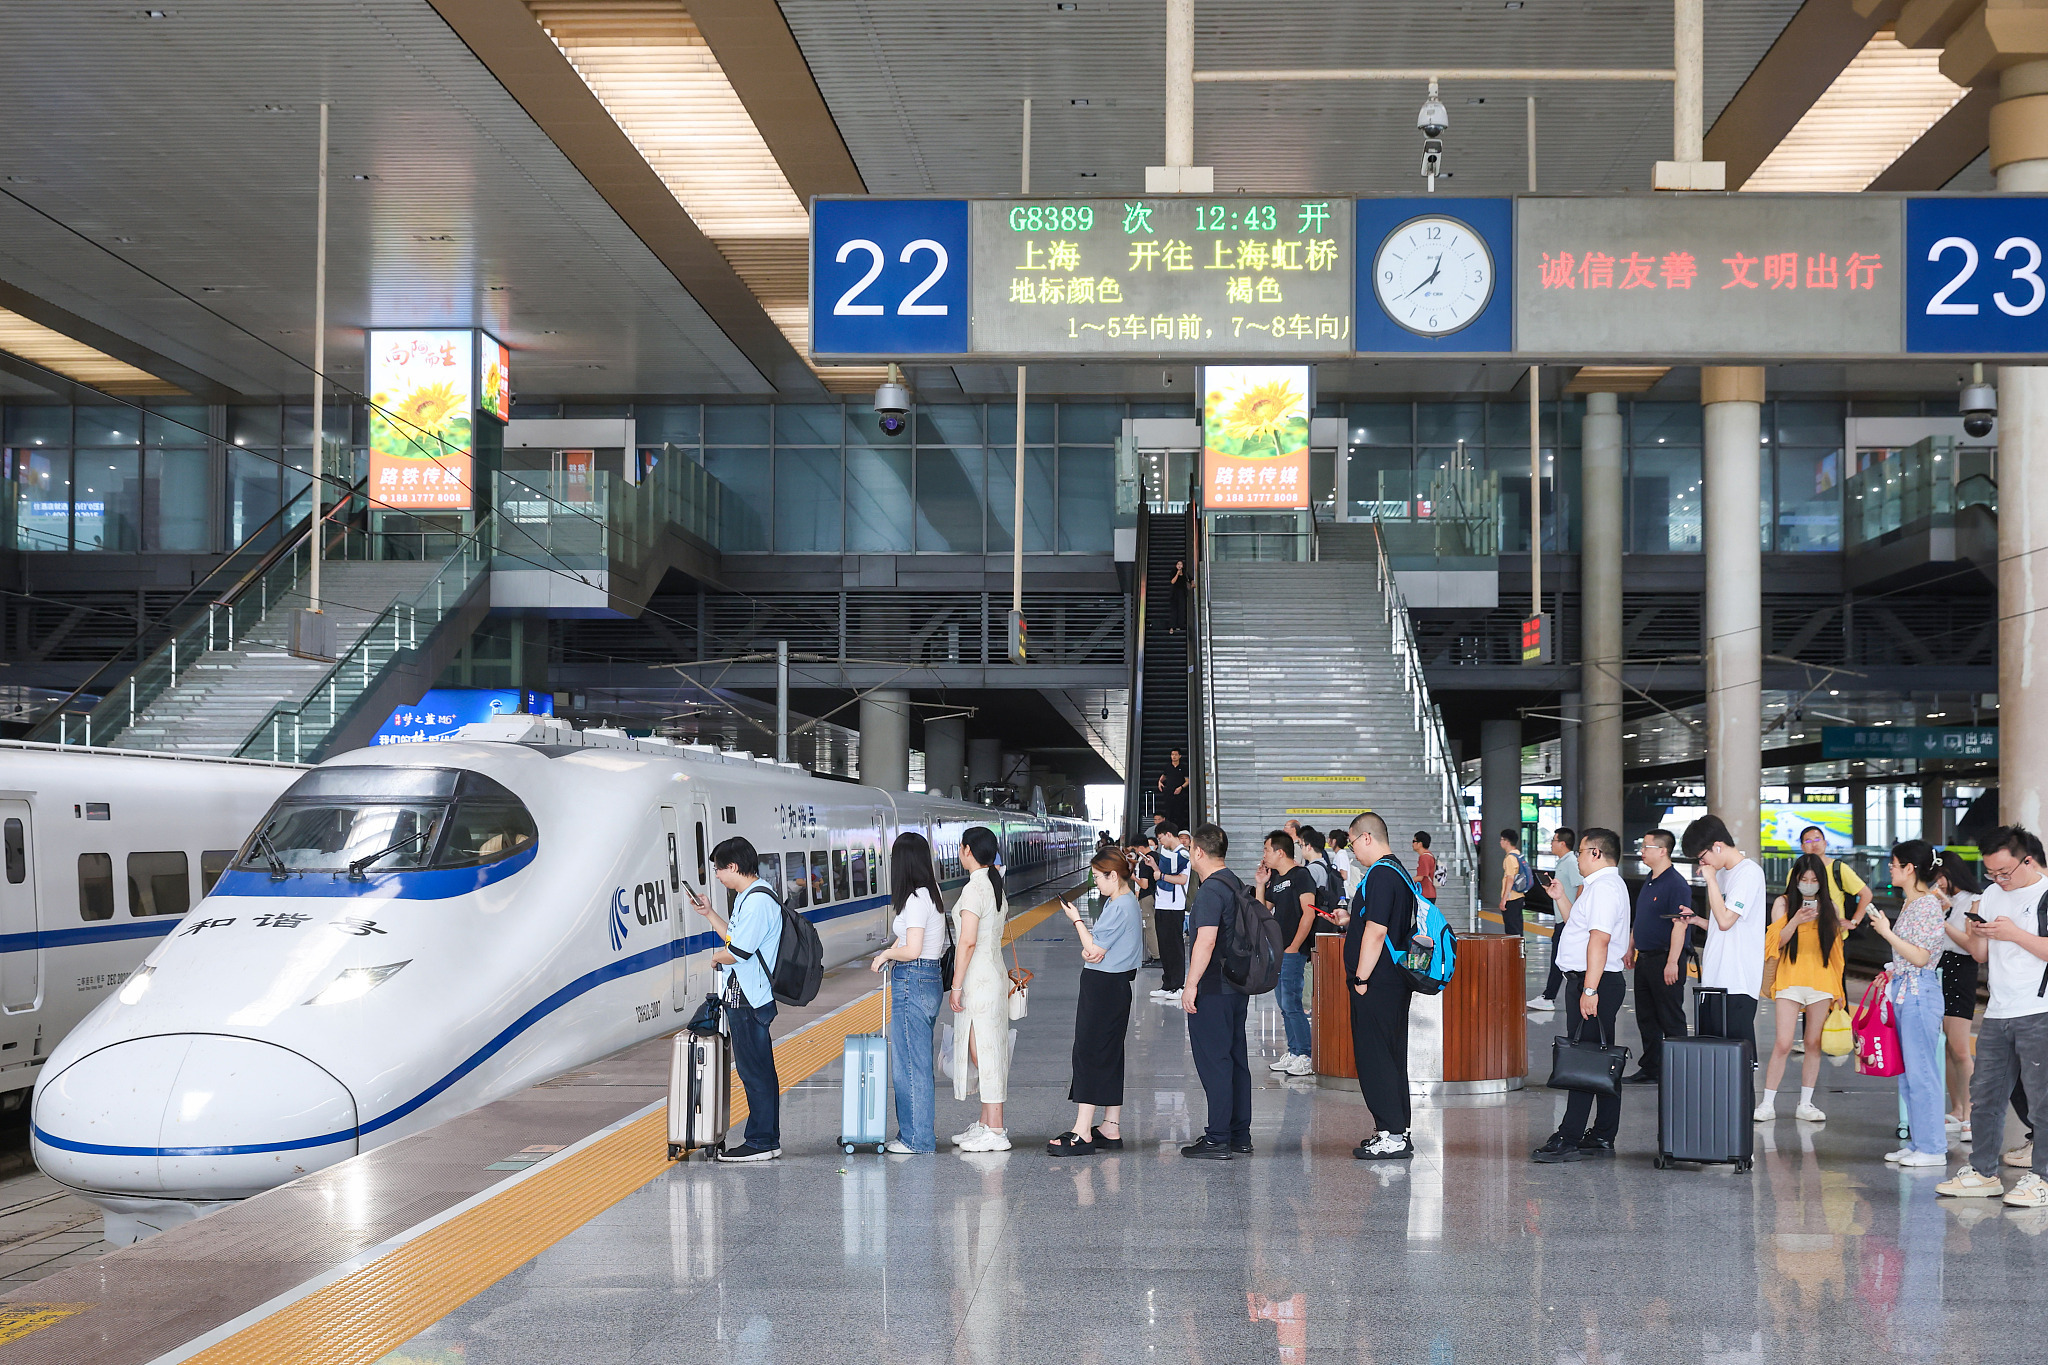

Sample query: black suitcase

[1655,1035,1754,1172]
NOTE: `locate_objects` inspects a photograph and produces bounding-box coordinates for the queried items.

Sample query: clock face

[1373,216,1494,337]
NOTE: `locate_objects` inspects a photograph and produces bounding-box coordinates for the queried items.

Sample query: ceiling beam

[686,0,867,201]
[0,279,236,401]
[1706,0,1891,189]
[1867,82,1995,187]
[425,0,822,394]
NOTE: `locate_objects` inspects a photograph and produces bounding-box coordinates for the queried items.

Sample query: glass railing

[1357,462,1502,560]
[32,483,376,749]
[494,444,721,577]
[1843,435,1995,550]
[234,520,495,764]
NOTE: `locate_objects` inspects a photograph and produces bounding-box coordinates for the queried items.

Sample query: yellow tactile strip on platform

[178,887,1077,1365]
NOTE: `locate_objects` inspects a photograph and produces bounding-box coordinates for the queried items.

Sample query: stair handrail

[1368,516,1480,923]
[233,516,495,764]
[28,480,372,748]
[1192,494,1218,830]
[1122,504,1151,840]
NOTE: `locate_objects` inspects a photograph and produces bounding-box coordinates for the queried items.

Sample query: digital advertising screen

[367,329,476,512]
[1201,364,1311,510]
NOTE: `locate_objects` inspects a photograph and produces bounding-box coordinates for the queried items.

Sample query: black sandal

[1046,1131,1095,1156]
[1092,1126,1124,1150]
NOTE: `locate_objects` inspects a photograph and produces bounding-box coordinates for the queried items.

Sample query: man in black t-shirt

[1180,823,1253,1159]
[1257,830,1320,1077]
[1342,810,1419,1161]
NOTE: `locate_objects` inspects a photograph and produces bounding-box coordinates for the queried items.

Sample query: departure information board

[967,198,1354,357]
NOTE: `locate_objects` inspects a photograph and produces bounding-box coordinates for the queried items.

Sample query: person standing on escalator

[1168,558,1188,635]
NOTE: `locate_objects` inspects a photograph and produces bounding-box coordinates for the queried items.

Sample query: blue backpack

[1509,852,1534,896]
[1377,862,1458,995]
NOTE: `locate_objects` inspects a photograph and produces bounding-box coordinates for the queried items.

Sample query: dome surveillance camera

[1960,366,1996,440]
[875,362,911,437]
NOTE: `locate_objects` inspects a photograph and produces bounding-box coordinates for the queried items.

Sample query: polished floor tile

[379,925,2048,1365]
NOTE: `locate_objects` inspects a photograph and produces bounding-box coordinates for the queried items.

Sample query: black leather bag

[686,994,724,1037]
[1548,1016,1630,1098]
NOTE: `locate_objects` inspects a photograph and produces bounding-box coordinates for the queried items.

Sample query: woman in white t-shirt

[870,832,948,1153]
[1934,851,1983,1139]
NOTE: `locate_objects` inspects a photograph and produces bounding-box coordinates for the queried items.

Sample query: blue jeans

[726,998,780,1150]
[1277,952,1312,1058]
[889,959,943,1151]
[1893,969,1947,1155]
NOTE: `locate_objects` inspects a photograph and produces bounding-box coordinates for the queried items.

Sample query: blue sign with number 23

[1906,197,2048,354]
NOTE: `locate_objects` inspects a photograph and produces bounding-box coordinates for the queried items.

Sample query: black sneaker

[1621,1071,1659,1086]
[715,1142,781,1163]
[1531,1133,1588,1164]
[1180,1137,1234,1160]
[1230,1139,1255,1155]
[1354,1133,1415,1160]
[1576,1135,1616,1158]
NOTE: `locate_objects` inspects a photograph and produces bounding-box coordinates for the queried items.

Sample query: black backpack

[1213,868,1284,995]
[731,885,824,1007]
[1310,857,1343,913]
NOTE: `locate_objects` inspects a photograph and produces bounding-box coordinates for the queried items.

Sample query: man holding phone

[1624,830,1692,1085]
[687,837,783,1163]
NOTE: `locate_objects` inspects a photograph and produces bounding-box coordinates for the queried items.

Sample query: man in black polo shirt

[1624,828,1692,1085]
[1181,823,1253,1159]
[1256,830,1320,1077]
[1344,810,1419,1161]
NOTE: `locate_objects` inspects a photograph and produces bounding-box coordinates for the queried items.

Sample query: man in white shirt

[1148,830,1191,1002]
[1938,825,2048,1205]
[1532,828,1633,1163]
[1676,813,1767,1059]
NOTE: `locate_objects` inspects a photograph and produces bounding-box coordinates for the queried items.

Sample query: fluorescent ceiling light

[1743,31,1966,193]
[0,307,182,396]
[1564,366,1669,394]
[529,2,884,392]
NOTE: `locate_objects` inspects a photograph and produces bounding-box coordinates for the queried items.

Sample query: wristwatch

[1582,986,1599,997]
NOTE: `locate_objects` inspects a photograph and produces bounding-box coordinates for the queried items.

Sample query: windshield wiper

[254,828,288,882]
[348,829,430,881]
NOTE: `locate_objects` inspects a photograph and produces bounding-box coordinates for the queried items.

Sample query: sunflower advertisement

[367,329,476,512]
[1202,365,1311,509]
[481,333,511,423]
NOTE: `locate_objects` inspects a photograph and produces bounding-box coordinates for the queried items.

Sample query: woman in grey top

[1048,848,1144,1156]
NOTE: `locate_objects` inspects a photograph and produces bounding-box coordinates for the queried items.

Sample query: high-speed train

[33,716,1093,1243]
[0,741,302,1108]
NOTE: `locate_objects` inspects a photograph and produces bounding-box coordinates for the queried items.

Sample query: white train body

[0,742,302,1103]
[32,718,1092,1241]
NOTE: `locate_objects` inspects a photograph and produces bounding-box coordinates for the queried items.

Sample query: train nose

[33,1034,359,1199]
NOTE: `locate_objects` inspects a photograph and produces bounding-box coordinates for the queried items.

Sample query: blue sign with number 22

[811,200,970,357]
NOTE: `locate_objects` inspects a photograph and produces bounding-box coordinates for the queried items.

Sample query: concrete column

[1560,690,1582,832]
[1999,62,2048,830]
[968,737,1003,791]
[923,716,966,799]
[857,688,911,793]
[1480,718,1523,902]
[1702,367,1764,855]
[1580,392,1625,836]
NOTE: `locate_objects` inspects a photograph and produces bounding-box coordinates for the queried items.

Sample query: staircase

[1133,512,1191,832]
[1202,520,1477,918]
[113,560,446,756]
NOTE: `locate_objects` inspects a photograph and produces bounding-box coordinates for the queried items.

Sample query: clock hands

[1398,254,1444,300]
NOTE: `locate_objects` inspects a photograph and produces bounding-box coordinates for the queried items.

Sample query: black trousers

[1155,904,1186,991]
[1350,976,1413,1135]
[1187,990,1252,1143]
[1633,954,1688,1079]
[1543,929,1564,999]
[1558,970,1626,1144]
[1070,969,1135,1106]
[1501,898,1525,939]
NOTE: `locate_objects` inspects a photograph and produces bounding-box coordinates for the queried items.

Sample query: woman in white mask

[1758,852,1850,1123]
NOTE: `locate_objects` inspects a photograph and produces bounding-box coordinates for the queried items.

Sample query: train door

[0,803,37,1013]
[659,805,686,1011]
[871,815,890,939]
[682,802,716,1010]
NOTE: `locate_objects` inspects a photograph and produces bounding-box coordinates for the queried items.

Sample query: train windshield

[241,767,537,875]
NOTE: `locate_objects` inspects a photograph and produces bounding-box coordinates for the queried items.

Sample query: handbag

[1850,970,1903,1077]
[1547,1011,1630,1098]
[685,993,724,1037]
[1007,941,1033,1020]
[1820,1004,1854,1057]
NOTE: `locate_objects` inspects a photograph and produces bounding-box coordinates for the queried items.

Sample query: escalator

[1124,504,1192,836]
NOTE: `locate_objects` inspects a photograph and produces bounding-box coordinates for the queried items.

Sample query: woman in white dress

[949,825,1013,1152]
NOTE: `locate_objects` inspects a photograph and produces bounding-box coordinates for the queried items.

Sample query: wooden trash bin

[1311,943,1356,1081]
[1441,931,1526,1086]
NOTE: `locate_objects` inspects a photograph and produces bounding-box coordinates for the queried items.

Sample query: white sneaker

[1158,989,1182,1005]
[1936,1166,2006,1198]
[1795,1102,1827,1123]
[1525,995,1555,1013]
[884,1139,919,1155]
[1269,1052,1300,1072]
[950,1121,987,1146]
[1150,988,1171,998]
[2006,1141,2035,1169]
[1753,1100,1776,1122]
[1286,1055,1316,1077]
[1884,1148,1913,1163]
[1898,1150,1948,1168]
[2005,1173,2048,1208]
[957,1127,1011,1153]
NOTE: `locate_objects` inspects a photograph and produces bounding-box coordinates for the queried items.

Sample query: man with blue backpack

[1499,828,1532,939]
[1343,810,1428,1161]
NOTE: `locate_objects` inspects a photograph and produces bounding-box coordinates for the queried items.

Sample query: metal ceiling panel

[780,1,1805,197]
[0,0,776,398]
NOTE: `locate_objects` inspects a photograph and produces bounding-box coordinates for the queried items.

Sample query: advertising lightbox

[481,333,511,423]
[367,329,476,511]
[1201,365,1311,510]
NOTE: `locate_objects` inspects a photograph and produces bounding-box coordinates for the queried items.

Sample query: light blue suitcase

[840,967,890,1154]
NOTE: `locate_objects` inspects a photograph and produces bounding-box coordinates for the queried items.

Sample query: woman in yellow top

[1758,853,1850,1124]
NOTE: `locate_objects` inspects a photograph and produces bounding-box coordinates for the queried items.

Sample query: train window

[783,852,808,910]
[247,803,443,874]
[694,822,707,886]
[127,852,190,917]
[438,774,538,867]
[756,854,781,899]
[3,819,22,884]
[850,848,870,900]
[200,850,234,895]
[78,853,114,921]
[809,850,830,905]
[279,766,460,800]
[831,850,851,901]
[84,803,110,821]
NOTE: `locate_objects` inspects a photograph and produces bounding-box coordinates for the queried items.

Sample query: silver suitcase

[668,1029,730,1160]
